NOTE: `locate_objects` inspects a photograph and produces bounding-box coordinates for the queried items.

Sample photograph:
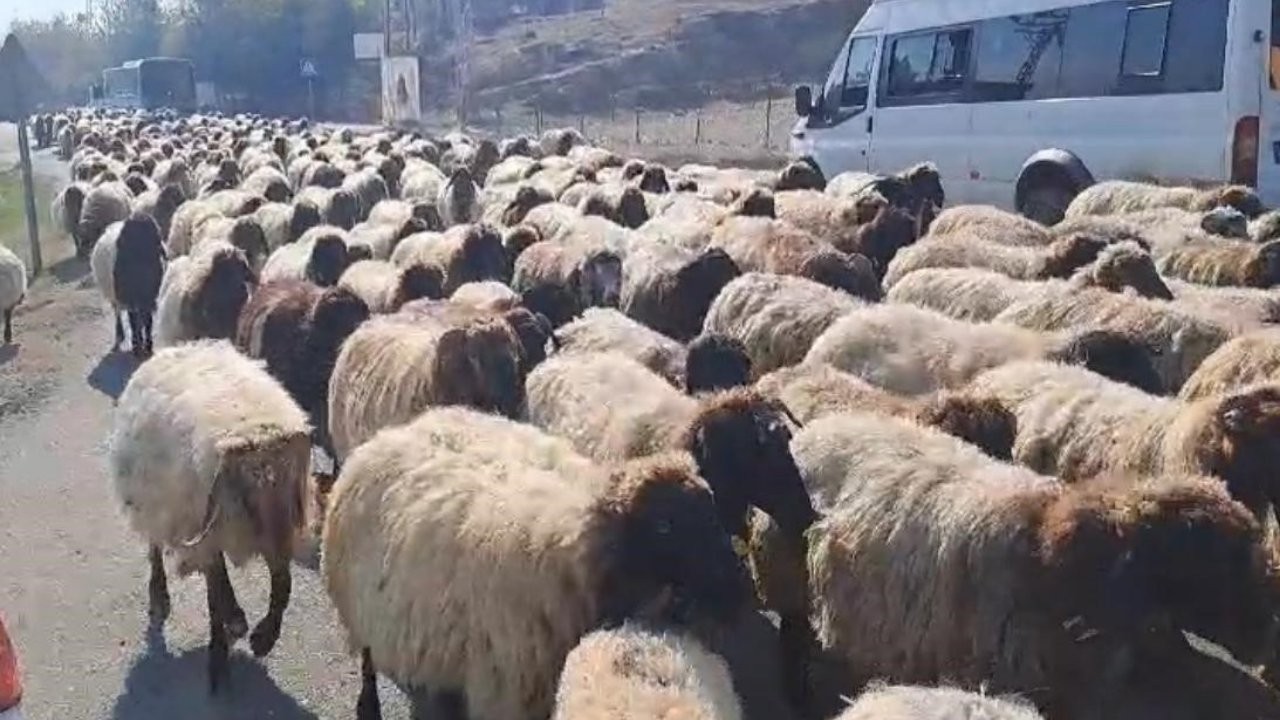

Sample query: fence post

[695,111,702,145]
[634,109,641,144]
[535,106,543,136]
[578,113,585,137]
[764,93,773,148]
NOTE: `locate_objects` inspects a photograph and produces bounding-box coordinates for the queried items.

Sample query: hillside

[420,0,870,113]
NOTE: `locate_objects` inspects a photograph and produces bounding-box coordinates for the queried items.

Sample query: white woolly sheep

[968,360,1280,524]
[552,624,743,720]
[322,407,749,720]
[261,226,359,287]
[1065,180,1264,219]
[555,308,688,386]
[111,340,311,693]
[295,185,360,230]
[337,259,444,313]
[928,205,1053,246]
[154,241,258,348]
[993,287,1233,393]
[833,685,1044,720]
[341,168,389,223]
[51,182,90,255]
[253,200,323,251]
[1155,237,1280,288]
[449,280,521,311]
[1178,328,1280,401]
[780,410,1276,718]
[882,232,1108,289]
[805,303,1164,396]
[391,223,509,294]
[1166,278,1280,333]
[78,181,133,257]
[708,216,880,301]
[702,272,862,378]
[0,245,27,345]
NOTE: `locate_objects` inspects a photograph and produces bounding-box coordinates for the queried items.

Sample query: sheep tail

[180,481,222,548]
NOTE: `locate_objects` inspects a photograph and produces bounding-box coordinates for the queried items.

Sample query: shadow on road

[0,345,16,367]
[88,351,140,400]
[49,255,90,284]
[111,625,320,720]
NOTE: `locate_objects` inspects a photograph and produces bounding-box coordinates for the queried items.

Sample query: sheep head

[570,249,623,309]
[1251,211,1280,243]
[681,389,817,544]
[685,334,751,395]
[519,282,580,329]
[901,161,945,211]
[306,233,353,287]
[409,202,444,232]
[309,287,371,370]
[453,223,509,289]
[1037,475,1279,670]
[327,190,360,230]
[1195,384,1280,521]
[502,185,553,227]
[915,392,1016,461]
[503,225,542,272]
[669,249,741,342]
[798,249,882,302]
[776,159,826,192]
[1046,329,1163,395]
[731,187,776,219]
[638,165,670,194]
[1081,241,1173,300]
[591,453,751,627]
[1206,185,1265,219]
[1038,233,1108,280]
[191,246,256,341]
[431,320,525,419]
[392,264,445,310]
[228,217,269,273]
[1244,241,1280,289]
[499,307,556,375]
[616,187,650,229]
[843,203,919,279]
[289,201,323,243]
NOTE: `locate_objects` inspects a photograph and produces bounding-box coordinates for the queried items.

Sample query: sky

[3,0,89,36]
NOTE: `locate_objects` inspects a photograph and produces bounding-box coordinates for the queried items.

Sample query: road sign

[300,59,319,79]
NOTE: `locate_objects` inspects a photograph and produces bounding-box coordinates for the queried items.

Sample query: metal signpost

[301,59,319,120]
[0,34,48,274]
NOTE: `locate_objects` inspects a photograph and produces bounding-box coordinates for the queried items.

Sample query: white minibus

[790,0,1278,222]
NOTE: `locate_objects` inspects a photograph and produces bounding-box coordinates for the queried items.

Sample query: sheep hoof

[356,686,383,720]
[225,610,249,641]
[249,619,281,657]
[148,594,170,625]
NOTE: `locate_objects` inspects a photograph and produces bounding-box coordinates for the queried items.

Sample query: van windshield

[1272,0,1280,89]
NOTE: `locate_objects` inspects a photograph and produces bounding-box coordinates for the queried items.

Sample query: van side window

[841,37,878,108]
[886,28,972,101]
[1120,2,1171,77]
[1057,1,1126,97]
[1163,0,1227,93]
[972,11,1067,102]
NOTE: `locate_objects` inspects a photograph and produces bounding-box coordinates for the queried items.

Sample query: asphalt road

[0,124,413,719]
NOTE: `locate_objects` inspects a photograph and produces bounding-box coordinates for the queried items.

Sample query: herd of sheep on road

[5,107,1280,719]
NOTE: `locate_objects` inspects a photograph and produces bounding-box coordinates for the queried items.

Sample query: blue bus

[93,57,197,112]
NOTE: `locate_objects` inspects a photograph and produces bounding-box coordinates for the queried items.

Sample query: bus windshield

[139,60,195,110]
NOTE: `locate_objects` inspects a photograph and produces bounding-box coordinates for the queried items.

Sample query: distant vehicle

[92,57,197,113]
[791,0,1278,223]
[0,614,21,720]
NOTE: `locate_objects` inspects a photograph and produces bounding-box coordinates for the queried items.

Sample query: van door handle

[866,116,873,133]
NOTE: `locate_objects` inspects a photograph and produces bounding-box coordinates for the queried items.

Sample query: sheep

[576,185,650,229]
[481,184,554,229]
[993,287,1233,393]
[1065,180,1265,219]
[540,127,587,157]
[155,241,258,348]
[347,218,430,262]
[1166,278,1280,332]
[91,214,167,356]
[295,186,360,230]
[337,259,444,313]
[340,169,389,222]
[1178,328,1280,401]
[512,237,624,312]
[241,166,293,203]
[684,334,753,395]
[391,223,509,294]
[152,157,193,198]
[967,359,1280,523]
[51,182,90,255]
[829,201,921,279]
[0,245,26,345]
[882,232,1107,289]
[77,181,133,256]
[437,167,482,227]
[833,685,1044,720]
[397,297,557,380]
[702,272,862,378]
[886,245,1173,322]
[111,340,311,693]
[552,624,743,720]
[928,205,1053,246]
[556,308,688,386]
[193,216,270,273]
[449,280,521,312]
[824,163,943,216]
[130,183,186,242]
[757,363,1015,460]
[253,200,323,251]
[620,243,741,343]
[1250,210,1280,243]
[235,281,371,461]
[709,216,881,301]
[780,410,1277,718]
[1155,237,1280,288]
[326,310,526,462]
[805,302,1163,396]
[167,199,224,257]
[204,189,266,218]
[261,226,358,287]
[322,407,749,720]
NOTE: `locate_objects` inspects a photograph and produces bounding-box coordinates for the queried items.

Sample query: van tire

[1020,177,1075,226]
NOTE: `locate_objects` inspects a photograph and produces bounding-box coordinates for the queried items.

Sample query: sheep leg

[205,559,232,694]
[207,558,248,640]
[249,558,291,657]
[147,545,170,624]
[2,309,11,345]
[357,648,383,720]
[142,310,154,357]
[113,311,125,349]
[780,614,814,714]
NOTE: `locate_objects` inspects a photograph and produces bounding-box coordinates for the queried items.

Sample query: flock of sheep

[10,106,1280,720]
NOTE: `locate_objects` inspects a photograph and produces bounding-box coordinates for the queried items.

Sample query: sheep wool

[702,272,862,378]
[1156,238,1280,288]
[882,233,1104,288]
[0,245,27,344]
[621,242,741,343]
[338,259,443,313]
[111,340,310,574]
[322,407,747,720]
[556,308,687,387]
[1179,328,1280,400]
[928,205,1052,247]
[552,625,742,720]
[154,241,256,349]
[834,685,1044,720]
[1065,180,1262,219]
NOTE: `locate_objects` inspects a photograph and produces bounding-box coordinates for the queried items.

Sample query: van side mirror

[794,86,813,118]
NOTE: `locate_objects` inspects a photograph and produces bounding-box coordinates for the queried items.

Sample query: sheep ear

[1221,405,1249,435]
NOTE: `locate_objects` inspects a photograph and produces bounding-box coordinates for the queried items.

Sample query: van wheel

[1020,179,1074,226]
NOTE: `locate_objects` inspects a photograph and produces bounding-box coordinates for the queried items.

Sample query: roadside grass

[0,165,71,273]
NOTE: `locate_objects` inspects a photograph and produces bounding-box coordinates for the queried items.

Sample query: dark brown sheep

[836,201,921,279]
[236,281,371,461]
[512,239,623,311]
[393,223,510,294]
[111,214,168,357]
[499,185,553,227]
[621,244,741,342]
[915,394,1018,462]
[775,159,825,192]
[685,334,752,395]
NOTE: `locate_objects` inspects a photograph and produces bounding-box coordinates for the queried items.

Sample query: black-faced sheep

[780,410,1276,718]
[552,625,743,720]
[1178,328,1280,401]
[78,181,133,257]
[51,182,90,255]
[1156,237,1280,288]
[540,127,587,157]
[882,232,1108,288]
[155,241,258,348]
[968,360,1280,524]
[340,169,389,223]
[323,407,749,720]
[391,223,509,294]
[295,186,360,230]
[685,334,753,395]
[576,185,650,229]
[1065,180,1264,219]
[261,226,358,287]
[806,302,1164,396]
[621,243,741,343]
[993,287,1233,393]
[437,167,482,227]
[193,215,270,273]
[0,245,26,345]
[235,281,371,461]
[111,340,311,693]
[556,308,688,386]
[254,200,323,251]
[709,216,880,301]
[337,259,444,313]
[91,214,167,356]
[130,183,186,242]
[824,163,943,216]
[702,272,863,378]
[325,310,526,462]
[512,237,624,311]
